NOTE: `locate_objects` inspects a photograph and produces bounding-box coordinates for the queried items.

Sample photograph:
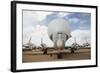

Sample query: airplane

[23,37,36,51]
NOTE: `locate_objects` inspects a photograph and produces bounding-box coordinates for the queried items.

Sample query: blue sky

[42,12,91,31]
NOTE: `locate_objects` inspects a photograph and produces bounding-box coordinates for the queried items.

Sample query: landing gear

[43,48,47,54]
[71,49,75,53]
[70,48,75,53]
[57,53,63,59]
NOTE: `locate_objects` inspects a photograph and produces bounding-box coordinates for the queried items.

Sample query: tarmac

[22,48,91,63]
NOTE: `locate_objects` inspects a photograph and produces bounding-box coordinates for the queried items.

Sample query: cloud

[23,10,53,22]
[58,12,70,18]
[41,12,72,26]
[23,10,54,46]
[34,11,53,21]
[23,25,54,47]
[23,10,40,36]
[68,18,79,24]
[66,29,91,46]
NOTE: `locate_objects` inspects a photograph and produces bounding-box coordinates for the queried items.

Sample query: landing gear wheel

[57,53,63,59]
[71,50,75,53]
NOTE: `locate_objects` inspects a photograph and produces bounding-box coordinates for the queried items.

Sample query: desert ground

[22,48,91,63]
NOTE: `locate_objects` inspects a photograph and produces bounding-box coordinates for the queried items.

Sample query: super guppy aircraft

[47,18,71,58]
